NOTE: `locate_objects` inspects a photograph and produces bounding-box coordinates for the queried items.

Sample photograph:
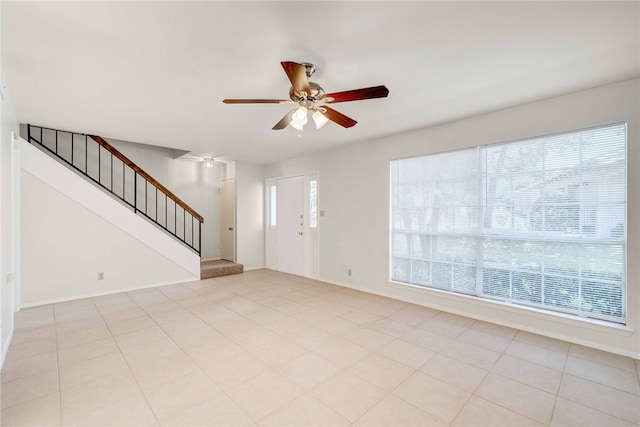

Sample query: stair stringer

[19,137,200,304]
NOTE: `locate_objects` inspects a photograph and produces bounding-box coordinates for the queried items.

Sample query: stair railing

[26,124,203,255]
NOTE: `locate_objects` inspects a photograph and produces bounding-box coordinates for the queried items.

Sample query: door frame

[265,172,319,279]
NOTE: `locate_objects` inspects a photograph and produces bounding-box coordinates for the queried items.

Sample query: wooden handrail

[88,135,204,223]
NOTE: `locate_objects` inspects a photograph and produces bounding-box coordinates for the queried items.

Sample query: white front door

[276,175,305,276]
[219,178,236,261]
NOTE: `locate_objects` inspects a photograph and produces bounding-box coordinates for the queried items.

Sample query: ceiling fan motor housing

[289,81,325,102]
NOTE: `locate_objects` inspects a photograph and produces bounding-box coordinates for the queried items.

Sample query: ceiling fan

[175,152,224,168]
[223,61,389,131]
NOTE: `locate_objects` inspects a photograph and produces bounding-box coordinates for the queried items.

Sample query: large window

[390,123,627,324]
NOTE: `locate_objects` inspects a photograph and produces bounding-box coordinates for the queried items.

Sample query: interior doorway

[266,172,319,278]
[219,178,236,261]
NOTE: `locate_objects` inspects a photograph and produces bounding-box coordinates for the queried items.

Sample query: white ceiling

[2,1,639,164]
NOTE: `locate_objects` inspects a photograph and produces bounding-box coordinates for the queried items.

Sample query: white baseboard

[19,277,198,309]
[317,275,640,361]
[0,327,15,371]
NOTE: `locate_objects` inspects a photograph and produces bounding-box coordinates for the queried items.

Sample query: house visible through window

[390,123,627,324]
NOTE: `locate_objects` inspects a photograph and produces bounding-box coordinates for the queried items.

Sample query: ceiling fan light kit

[291,105,309,130]
[312,110,329,129]
[223,61,389,132]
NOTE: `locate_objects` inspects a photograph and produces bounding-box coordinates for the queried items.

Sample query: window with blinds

[390,123,627,324]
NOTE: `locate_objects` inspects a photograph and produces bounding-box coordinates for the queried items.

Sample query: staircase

[200,260,244,279]
[24,124,204,255]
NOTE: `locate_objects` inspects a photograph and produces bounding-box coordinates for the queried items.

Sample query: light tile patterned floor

[2,269,639,426]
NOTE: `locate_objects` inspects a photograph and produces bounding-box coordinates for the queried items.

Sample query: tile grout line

[98,294,162,426]
[121,287,262,425]
[448,326,515,426]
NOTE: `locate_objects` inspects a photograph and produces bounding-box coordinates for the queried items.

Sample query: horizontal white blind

[391,123,626,323]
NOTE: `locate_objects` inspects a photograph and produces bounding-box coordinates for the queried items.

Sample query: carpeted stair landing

[200,260,244,279]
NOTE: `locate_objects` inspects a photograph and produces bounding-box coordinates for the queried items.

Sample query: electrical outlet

[98,272,104,280]
[348,269,352,276]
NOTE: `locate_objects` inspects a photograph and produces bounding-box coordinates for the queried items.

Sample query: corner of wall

[0,69,19,370]
[236,161,266,270]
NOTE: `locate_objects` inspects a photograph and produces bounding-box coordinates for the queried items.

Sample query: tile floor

[1,269,639,426]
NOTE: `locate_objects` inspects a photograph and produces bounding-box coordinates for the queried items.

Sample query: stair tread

[200,260,243,279]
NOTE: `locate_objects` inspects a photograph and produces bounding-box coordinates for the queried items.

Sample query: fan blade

[281,61,311,97]
[272,109,295,130]
[321,106,357,128]
[223,99,291,104]
[322,85,389,103]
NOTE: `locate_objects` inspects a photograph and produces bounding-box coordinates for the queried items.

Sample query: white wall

[265,78,640,359]
[0,69,19,366]
[108,139,223,260]
[236,161,265,270]
[20,139,200,306]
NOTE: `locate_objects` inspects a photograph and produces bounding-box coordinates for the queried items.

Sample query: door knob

[228,227,234,231]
